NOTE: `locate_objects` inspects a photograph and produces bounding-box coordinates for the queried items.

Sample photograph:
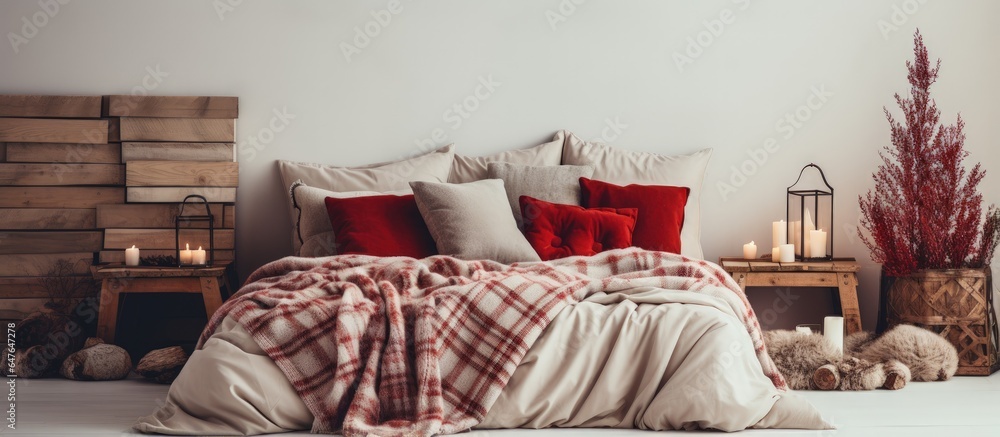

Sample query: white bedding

[136,286,830,435]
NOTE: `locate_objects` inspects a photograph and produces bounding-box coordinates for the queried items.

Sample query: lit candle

[810,228,827,258]
[771,247,780,262]
[779,244,795,263]
[772,220,787,249]
[180,243,192,265]
[125,245,140,267]
[192,246,207,265]
[824,316,844,355]
[743,241,757,259]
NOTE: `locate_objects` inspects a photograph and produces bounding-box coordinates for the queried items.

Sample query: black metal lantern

[786,164,834,261]
[175,195,214,267]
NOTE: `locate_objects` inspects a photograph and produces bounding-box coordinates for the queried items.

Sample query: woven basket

[881,267,999,376]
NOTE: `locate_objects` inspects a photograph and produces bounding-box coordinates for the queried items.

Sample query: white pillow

[560,130,712,260]
[278,144,454,254]
[448,132,564,183]
[410,179,541,264]
[289,184,410,257]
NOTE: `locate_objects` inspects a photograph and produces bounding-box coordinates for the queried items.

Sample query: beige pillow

[561,130,712,260]
[448,132,564,183]
[410,179,541,264]
[486,162,594,229]
[278,144,454,254]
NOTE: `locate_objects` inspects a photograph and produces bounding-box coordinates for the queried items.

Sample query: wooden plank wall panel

[0,298,84,320]
[0,231,103,254]
[122,142,234,162]
[0,95,102,118]
[0,253,93,276]
[0,277,96,298]
[0,163,123,185]
[0,118,108,144]
[99,249,234,264]
[0,208,96,229]
[126,161,238,187]
[0,187,124,208]
[0,143,6,162]
[119,118,235,142]
[106,118,120,142]
[5,143,122,164]
[104,229,235,250]
[126,187,236,203]
[97,204,228,228]
[223,205,235,228]
[106,96,238,119]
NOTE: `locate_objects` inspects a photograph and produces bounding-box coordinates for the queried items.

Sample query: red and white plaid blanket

[199,248,787,436]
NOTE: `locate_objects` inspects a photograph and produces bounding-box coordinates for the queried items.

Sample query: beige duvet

[135,287,831,435]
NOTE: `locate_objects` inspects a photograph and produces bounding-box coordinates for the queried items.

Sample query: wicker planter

[878,267,999,376]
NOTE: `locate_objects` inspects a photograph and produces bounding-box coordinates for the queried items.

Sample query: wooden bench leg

[96,278,122,344]
[200,276,224,320]
[838,273,863,334]
[734,273,748,292]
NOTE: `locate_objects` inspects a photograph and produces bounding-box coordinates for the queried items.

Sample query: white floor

[6,373,1000,436]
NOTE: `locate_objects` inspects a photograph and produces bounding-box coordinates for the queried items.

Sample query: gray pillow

[410,179,541,264]
[487,163,594,229]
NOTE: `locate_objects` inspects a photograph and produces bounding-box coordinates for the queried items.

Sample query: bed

[134,131,831,435]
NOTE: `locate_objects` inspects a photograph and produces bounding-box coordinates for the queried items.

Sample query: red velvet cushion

[579,178,689,254]
[324,194,437,258]
[519,195,638,261]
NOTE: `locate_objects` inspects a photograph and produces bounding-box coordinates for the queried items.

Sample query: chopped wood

[0,163,123,186]
[5,143,122,164]
[0,95,102,118]
[0,187,124,208]
[126,187,236,203]
[0,208,96,230]
[105,96,238,119]
[0,231,103,254]
[119,118,234,142]
[103,228,235,250]
[121,142,234,162]
[0,118,108,144]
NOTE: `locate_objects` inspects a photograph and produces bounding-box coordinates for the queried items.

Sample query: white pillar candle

[771,247,780,262]
[809,228,827,258]
[743,241,757,259]
[779,244,795,263]
[791,221,802,256]
[824,316,844,355]
[772,220,787,248]
[803,209,815,258]
[192,246,207,265]
[125,245,140,267]
[180,243,192,265]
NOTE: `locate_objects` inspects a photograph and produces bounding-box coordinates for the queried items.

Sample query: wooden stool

[91,264,230,344]
[719,257,863,334]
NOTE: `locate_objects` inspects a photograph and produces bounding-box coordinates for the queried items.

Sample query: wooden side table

[719,257,863,334]
[91,264,230,344]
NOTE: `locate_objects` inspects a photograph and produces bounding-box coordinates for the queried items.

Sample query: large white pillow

[560,131,712,260]
[290,184,409,257]
[448,132,564,183]
[278,144,454,254]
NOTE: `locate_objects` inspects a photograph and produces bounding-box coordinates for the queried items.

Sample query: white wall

[3,0,998,329]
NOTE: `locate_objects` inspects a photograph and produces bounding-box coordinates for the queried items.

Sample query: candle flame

[130,245,136,249]
[749,241,755,245]
[185,243,190,250]
[197,246,203,250]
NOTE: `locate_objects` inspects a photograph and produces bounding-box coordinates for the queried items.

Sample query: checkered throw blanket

[198,248,787,436]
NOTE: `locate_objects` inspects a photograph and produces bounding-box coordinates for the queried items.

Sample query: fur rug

[765,324,958,391]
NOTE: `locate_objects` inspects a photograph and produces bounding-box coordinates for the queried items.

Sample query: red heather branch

[858,29,995,276]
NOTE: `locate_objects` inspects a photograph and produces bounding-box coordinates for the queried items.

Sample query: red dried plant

[859,30,999,277]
